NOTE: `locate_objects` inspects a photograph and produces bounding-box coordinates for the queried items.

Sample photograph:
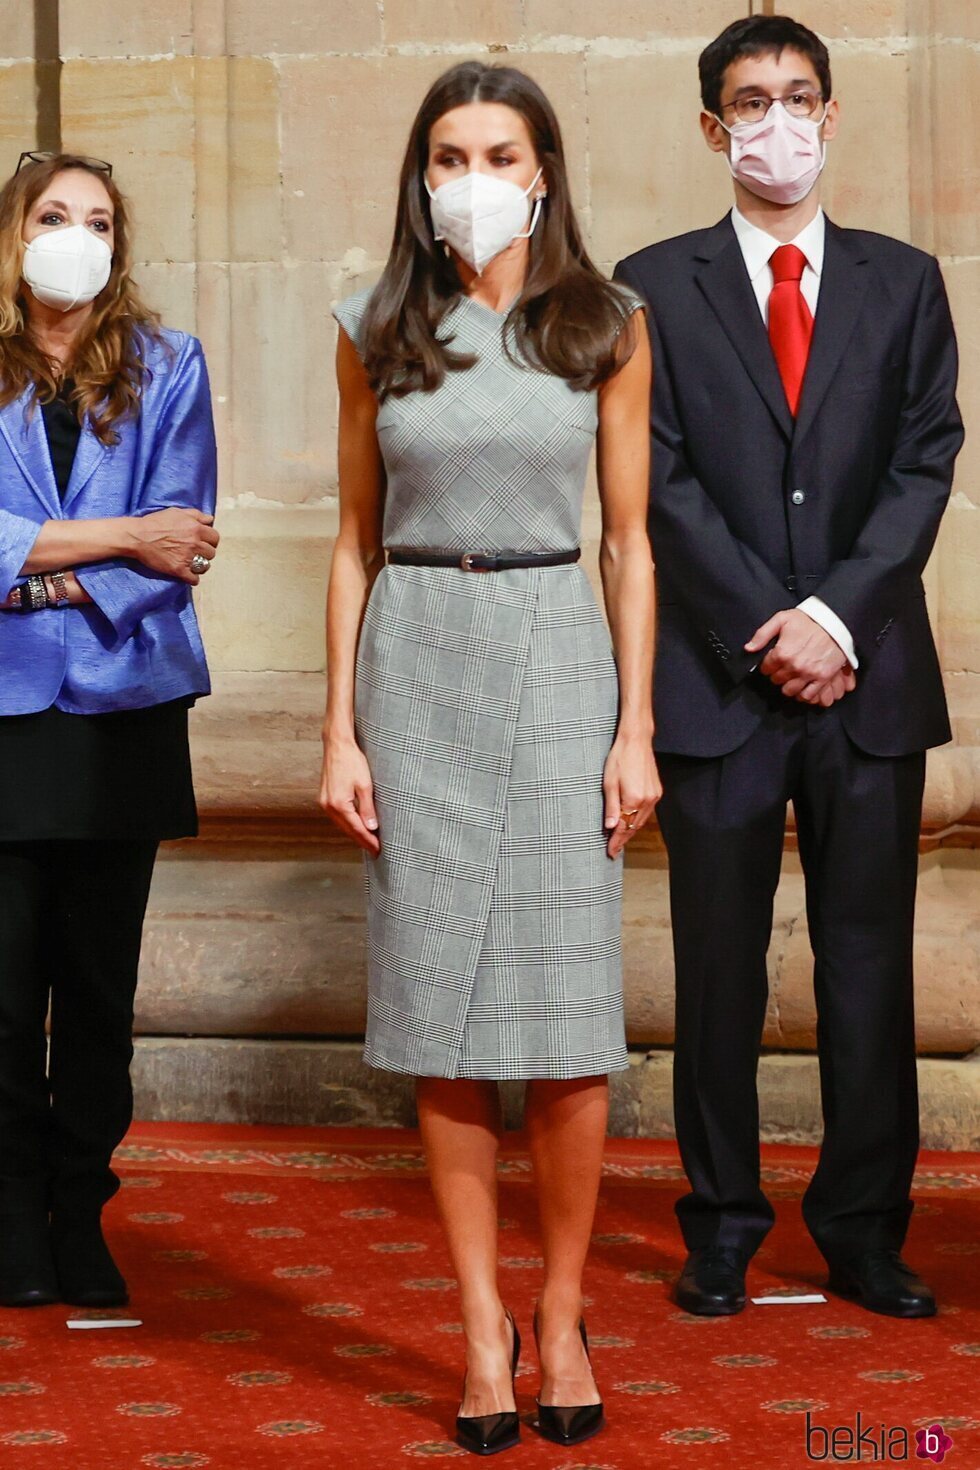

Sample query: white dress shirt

[730,204,858,670]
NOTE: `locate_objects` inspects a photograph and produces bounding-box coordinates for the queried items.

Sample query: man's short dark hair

[698,15,832,117]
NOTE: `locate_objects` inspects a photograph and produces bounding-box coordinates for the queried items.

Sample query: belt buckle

[460,551,490,572]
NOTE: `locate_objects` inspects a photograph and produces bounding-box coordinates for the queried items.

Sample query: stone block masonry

[9,2,978,1136]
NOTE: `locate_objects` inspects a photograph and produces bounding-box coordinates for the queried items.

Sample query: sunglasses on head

[16,150,112,177]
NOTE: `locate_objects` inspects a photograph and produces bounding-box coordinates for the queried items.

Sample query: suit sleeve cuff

[0,514,42,602]
[798,596,860,670]
[75,563,180,645]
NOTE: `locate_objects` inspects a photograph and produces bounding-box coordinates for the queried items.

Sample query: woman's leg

[416,1077,516,1417]
[46,838,159,1220]
[45,838,158,1304]
[0,841,58,1305]
[524,1076,609,1406]
[0,843,52,1195]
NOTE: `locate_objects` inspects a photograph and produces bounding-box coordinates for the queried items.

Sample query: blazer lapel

[0,388,62,519]
[793,219,870,443]
[694,215,794,442]
[61,417,108,512]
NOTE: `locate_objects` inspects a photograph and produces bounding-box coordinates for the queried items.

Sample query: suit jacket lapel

[793,219,870,443]
[61,417,108,512]
[0,388,63,519]
[694,215,794,442]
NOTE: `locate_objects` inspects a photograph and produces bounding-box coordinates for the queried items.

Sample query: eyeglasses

[16,150,113,177]
[719,90,825,127]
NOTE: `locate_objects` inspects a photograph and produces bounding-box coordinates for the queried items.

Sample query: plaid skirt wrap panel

[332,284,643,1080]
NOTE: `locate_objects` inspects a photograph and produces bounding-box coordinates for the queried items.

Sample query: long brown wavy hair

[0,154,166,445]
[361,61,638,400]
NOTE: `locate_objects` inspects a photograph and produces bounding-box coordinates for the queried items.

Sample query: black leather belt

[386,546,581,572]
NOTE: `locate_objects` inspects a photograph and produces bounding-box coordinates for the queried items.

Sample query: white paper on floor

[66,1319,143,1329]
[750,1294,827,1305]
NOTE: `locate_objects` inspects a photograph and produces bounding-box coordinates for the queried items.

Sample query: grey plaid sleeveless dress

[332,284,641,1079]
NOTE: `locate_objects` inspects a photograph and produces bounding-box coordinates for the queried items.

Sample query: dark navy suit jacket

[615,213,964,758]
[0,329,217,715]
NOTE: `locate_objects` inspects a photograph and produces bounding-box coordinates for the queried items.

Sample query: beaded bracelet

[16,574,48,612]
[26,574,47,611]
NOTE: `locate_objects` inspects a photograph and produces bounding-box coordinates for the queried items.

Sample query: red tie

[768,244,813,416]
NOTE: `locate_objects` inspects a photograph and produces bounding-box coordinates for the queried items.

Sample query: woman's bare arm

[19,509,218,577]
[20,515,144,572]
[2,509,220,608]
[595,308,661,856]
[319,326,387,854]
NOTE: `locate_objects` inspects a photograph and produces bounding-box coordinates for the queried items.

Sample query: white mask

[21,224,112,312]
[718,100,827,206]
[424,166,545,275]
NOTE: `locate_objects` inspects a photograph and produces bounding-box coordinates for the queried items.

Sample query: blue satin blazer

[0,328,217,715]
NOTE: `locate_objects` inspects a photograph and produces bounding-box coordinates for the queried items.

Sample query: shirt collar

[730,204,825,281]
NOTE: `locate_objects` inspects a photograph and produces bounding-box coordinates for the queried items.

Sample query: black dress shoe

[826,1248,937,1318]
[0,1210,59,1308]
[455,1309,521,1456]
[50,1214,128,1308]
[673,1245,748,1316]
[533,1316,605,1448]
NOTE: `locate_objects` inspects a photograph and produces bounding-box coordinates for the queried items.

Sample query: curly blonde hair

[0,154,167,445]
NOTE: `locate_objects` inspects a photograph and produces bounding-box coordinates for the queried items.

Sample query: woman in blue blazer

[0,152,218,1310]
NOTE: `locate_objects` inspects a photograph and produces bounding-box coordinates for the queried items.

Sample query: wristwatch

[48,570,70,607]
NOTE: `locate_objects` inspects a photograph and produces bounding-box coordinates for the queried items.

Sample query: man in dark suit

[615,14,963,1319]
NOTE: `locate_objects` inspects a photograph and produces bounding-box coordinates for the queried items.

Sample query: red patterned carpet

[0,1124,978,1470]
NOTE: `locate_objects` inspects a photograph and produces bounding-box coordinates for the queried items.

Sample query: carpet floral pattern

[0,1124,977,1469]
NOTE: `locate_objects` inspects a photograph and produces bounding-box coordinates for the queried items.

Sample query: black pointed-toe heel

[455,1308,521,1457]
[533,1314,605,1448]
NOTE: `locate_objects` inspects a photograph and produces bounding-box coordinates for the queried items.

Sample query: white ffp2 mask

[719,101,827,206]
[21,224,112,312]
[424,166,545,275]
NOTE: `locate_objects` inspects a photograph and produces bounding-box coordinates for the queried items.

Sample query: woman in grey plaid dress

[321,62,659,1454]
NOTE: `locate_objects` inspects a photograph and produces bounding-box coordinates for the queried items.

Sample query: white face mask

[718,100,828,206]
[424,166,545,275]
[21,224,112,312]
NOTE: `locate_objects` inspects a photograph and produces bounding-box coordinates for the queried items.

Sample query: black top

[0,377,198,841]
[39,378,82,499]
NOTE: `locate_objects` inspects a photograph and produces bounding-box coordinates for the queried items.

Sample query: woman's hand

[602,730,662,859]
[319,729,381,856]
[129,508,220,582]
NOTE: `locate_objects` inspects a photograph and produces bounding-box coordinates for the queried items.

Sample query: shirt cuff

[798,596,859,670]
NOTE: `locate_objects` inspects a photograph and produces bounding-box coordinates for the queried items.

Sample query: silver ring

[189,554,210,575]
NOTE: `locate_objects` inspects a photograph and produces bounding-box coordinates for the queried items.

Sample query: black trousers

[656,698,926,1266]
[0,839,159,1216]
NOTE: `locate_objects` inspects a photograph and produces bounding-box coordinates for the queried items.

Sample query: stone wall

[45,0,979,684]
[5,2,978,1140]
[40,0,977,797]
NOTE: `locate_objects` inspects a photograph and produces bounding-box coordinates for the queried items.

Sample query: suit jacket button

[791,489,806,506]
